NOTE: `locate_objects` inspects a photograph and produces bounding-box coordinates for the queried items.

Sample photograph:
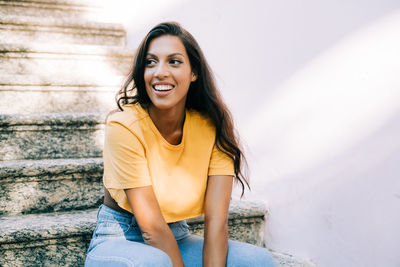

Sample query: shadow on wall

[89,2,400,266]
[99,0,400,112]
[243,10,400,267]
[245,9,400,182]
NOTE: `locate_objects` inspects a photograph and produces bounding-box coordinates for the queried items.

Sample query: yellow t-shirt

[103,103,234,223]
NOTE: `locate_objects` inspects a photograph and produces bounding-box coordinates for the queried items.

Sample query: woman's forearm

[124,187,184,267]
[141,225,185,267]
[202,175,233,267]
[203,218,229,267]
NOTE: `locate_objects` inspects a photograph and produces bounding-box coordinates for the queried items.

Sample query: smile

[153,84,174,91]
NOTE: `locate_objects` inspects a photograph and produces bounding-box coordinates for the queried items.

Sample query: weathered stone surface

[1,237,90,267]
[0,209,94,267]
[0,209,96,245]
[0,15,126,46]
[0,201,267,267]
[0,0,102,20]
[0,73,125,88]
[0,88,117,114]
[0,113,105,160]
[0,73,123,113]
[0,158,103,216]
[272,252,316,267]
[0,43,134,76]
[188,200,267,247]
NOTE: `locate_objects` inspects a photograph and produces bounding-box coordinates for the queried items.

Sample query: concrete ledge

[188,200,267,247]
[0,157,102,178]
[0,200,267,266]
[0,0,101,20]
[0,158,103,216]
[0,89,117,114]
[0,112,104,127]
[0,209,95,267]
[0,14,126,45]
[0,73,125,88]
[0,113,105,160]
[0,43,134,76]
[272,252,316,267]
[0,42,134,56]
[0,73,122,113]
[0,14,125,34]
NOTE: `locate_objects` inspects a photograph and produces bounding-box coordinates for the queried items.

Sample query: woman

[85,22,276,267]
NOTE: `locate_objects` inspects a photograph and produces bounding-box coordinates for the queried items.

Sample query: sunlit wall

[98,1,400,266]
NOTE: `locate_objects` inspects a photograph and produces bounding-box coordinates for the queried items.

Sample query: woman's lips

[153,84,174,91]
[152,83,174,96]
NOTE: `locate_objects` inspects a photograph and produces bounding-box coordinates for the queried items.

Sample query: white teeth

[154,84,173,91]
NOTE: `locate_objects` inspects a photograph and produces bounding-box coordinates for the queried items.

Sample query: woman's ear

[191,72,197,82]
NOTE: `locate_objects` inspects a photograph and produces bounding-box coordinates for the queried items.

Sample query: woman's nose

[154,63,169,78]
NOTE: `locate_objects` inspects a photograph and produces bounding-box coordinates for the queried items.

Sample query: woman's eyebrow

[146,52,184,58]
[146,53,157,58]
[168,53,184,57]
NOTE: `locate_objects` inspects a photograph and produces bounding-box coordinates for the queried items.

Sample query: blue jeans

[85,205,276,267]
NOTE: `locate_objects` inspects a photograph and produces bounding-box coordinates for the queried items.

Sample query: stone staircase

[0,1,314,266]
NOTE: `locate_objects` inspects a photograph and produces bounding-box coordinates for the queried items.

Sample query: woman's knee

[227,240,276,267]
[85,251,172,267]
[85,239,172,267]
[85,253,136,267]
[148,250,173,267]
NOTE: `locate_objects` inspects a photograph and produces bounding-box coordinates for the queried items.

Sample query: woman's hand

[203,175,233,267]
[125,186,185,267]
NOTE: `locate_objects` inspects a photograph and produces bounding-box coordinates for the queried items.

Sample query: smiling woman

[144,35,197,136]
[84,22,276,267]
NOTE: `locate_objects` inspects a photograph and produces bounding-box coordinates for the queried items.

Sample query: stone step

[0,0,102,20]
[0,14,126,46]
[0,113,104,161]
[0,158,103,216]
[0,209,96,266]
[0,43,134,77]
[271,252,316,267]
[0,201,269,266]
[0,74,122,113]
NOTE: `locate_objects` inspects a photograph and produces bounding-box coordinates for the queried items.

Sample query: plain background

[98,1,400,266]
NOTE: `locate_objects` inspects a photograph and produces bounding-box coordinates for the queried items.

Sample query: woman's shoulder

[106,104,148,129]
[188,109,216,134]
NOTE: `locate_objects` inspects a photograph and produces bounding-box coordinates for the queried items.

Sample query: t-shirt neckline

[138,104,189,150]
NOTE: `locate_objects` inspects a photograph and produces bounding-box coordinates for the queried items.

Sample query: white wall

[100,1,400,266]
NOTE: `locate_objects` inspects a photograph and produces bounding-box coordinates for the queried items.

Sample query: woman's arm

[125,186,184,267]
[203,175,233,267]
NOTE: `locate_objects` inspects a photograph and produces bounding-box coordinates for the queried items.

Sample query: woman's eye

[170,59,182,65]
[145,59,156,66]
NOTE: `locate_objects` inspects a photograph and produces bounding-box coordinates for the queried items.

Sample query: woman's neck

[148,105,186,145]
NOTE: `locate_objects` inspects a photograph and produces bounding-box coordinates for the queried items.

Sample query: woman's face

[144,35,196,112]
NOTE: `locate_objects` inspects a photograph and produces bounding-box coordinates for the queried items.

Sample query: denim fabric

[85,205,276,267]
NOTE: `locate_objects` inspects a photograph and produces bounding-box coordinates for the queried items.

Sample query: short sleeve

[103,121,152,189]
[207,143,235,176]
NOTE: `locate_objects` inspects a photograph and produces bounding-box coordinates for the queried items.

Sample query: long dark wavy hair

[117,22,249,195]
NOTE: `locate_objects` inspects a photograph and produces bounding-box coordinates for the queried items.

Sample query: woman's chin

[148,96,187,113]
